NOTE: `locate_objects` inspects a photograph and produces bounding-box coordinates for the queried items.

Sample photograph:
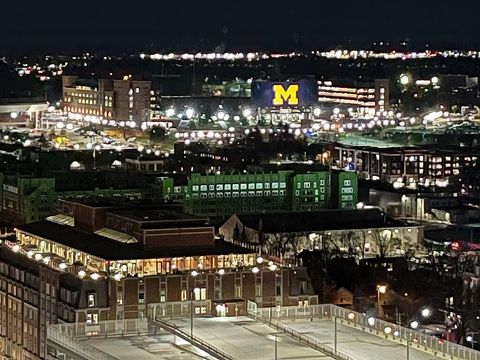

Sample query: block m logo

[272,84,299,106]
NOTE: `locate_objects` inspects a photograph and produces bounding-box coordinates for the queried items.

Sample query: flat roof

[18,221,253,261]
[234,209,408,233]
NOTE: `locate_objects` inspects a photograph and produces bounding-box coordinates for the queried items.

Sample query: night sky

[1,0,480,54]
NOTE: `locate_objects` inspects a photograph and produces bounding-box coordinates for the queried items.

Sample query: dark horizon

[2,0,480,55]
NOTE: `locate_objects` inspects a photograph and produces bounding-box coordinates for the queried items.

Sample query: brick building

[62,76,151,123]
[0,197,317,359]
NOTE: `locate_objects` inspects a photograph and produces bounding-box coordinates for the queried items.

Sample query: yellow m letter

[272,84,299,106]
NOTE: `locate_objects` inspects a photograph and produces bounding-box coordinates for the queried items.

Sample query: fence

[153,317,237,360]
[250,303,480,360]
[48,318,151,339]
[249,309,353,360]
[147,300,211,319]
[47,325,118,360]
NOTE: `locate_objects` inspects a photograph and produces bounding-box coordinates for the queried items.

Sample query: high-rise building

[62,76,151,123]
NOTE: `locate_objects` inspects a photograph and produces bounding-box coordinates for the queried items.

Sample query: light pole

[377,284,387,317]
[334,315,338,354]
[274,333,278,360]
[190,270,199,337]
[466,332,479,350]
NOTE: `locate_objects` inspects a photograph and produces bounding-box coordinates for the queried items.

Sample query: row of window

[192,182,287,192]
[191,190,288,199]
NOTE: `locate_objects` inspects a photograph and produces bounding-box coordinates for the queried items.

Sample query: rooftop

[234,208,407,233]
[18,221,252,261]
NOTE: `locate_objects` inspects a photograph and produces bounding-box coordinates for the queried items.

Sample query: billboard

[251,80,317,108]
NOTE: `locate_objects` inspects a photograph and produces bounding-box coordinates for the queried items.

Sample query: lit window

[87,293,96,308]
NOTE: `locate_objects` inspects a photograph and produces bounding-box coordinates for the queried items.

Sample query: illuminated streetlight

[367,317,376,326]
[400,74,411,86]
[242,108,252,118]
[185,107,195,119]
[165,107,176,117]
[410,320,419,329]
[90,273,100,280]
[421,308,431,318]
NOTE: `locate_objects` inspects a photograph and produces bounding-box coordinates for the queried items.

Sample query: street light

[421,308,431,318]
[367,316,376,326]
[400,74,411,86]
[410,320,419,329]
[466,332,478,349]
[190,286,200,337]
[377,284,387,317]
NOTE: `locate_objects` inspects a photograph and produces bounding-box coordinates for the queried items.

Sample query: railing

[153,317,237,360]
[47,325,118,360]
[48,318,151,339]
[148,300,212,319]
[250,303,480,360]
[249,310,353,360]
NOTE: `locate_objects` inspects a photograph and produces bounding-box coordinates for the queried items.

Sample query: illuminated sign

[272,84,299,106]
[251,80,316,107]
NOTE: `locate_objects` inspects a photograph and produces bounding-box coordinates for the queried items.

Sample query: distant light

[347,312,355,320]
[431,76,439,85]
[410,320,419,329]
[333,108,340,115]
[185,107,195,119]
[12,244,20,253]
[384,326,392,334]
[218,269,225,275]
[367,317,376,326]
[78,270,86,278]
[191,270,199,277]
[257,256,264,264]
[113,273,122,281]
[421,308,431,318]
[10,112,18,119]
[242,108,252,118]
[59,263,67,270]
[34,253,42,261]
[400,74,411,86]
[269,264,277,271]
[313,107,322,118]
[252,267,260,274]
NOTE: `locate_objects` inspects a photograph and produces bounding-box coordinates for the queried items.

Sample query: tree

[371,230,401,258]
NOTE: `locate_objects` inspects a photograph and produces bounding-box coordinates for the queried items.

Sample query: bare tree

[371,229,401,258]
